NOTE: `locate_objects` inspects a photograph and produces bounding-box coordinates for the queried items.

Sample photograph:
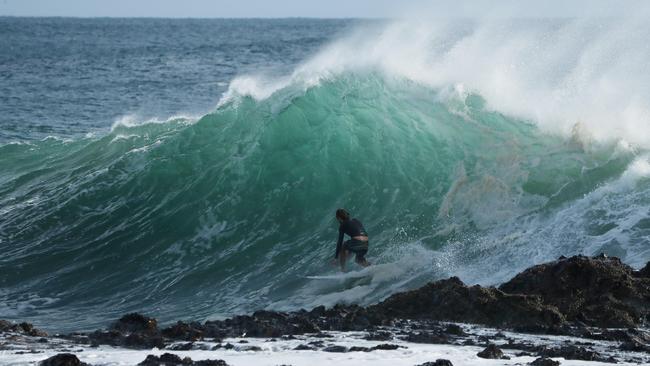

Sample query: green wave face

[1,73,647,332]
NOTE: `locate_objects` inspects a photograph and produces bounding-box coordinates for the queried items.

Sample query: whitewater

[1,17,649,334]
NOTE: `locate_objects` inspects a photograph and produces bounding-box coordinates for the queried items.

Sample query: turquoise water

[1,18,649,332]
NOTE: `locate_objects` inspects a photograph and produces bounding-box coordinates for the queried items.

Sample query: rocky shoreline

[2,255,649,365]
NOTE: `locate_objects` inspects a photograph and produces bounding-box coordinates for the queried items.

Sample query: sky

[0,0,644,18]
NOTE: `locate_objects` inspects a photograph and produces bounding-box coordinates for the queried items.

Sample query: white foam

[110,114,198,131]
[2,330,645,366]
[219,17,650,148]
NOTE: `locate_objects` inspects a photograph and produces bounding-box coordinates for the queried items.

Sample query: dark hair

[336,208,350,221]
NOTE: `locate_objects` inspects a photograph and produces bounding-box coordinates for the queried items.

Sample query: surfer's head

[335,208,350,222]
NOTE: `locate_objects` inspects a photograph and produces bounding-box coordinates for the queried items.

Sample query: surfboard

[306,270,372,280]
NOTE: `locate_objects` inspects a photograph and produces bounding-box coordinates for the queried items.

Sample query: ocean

[1,17,649,333]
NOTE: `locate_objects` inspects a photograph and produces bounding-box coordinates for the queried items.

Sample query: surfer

[333,208,370,271]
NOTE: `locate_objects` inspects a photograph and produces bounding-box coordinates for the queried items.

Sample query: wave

[2,18,650,332]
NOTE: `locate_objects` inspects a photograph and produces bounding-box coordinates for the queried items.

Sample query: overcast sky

[0,0,644,18]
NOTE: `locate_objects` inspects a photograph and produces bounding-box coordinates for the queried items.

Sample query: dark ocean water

[1,17,649,333]
[0,17,351,141]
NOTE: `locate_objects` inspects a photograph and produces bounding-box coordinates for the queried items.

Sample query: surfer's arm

[335,228,344,258]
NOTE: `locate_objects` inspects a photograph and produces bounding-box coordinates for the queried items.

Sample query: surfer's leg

[355,249,370,267]
[356,257,371,267]
[339,249,348,271]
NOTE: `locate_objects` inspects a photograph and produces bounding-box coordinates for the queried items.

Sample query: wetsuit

[335,218,369,261]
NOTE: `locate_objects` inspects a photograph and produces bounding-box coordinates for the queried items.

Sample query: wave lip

[221,18,650,148]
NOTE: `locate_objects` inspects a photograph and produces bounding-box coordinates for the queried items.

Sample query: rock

[293,344,315,350]
[307,340,324,347]
[500,255,650,328]
[415,360,453,366]
[0,320,48,337]
[443,324,466,336]
[240,345,262,351]
[346,344,401,352]
[0,320,12,332]
[111,314,158,335]
[371,343,401,350]
[538,345,615,363]
[202,310,319,338]
[348,346,371,352]
[322,345,348,352]
[636,261,650,278]
[369,277,565,329]
[620,338,650,353]
[138,353,228,366]
[138,353,188,366]
[161,321,204,341]
[364,330,393,341]
[477,344,509,359]
[87,314,164,349]
[405,331,450,344]
[167,342,194,351]
[193,361,230,366]
[87,328,164,349]
[311,332,333,338]
[529,358,560,366]
[59,255,650,358]
[39,353,88,366]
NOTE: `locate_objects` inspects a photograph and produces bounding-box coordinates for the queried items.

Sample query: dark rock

[370,277,565,329]
[202,310,319,338]
[0,320,48,337]
[111,314,158,335]
[240,346,262,351]
[405,331,450,344]
[364,330,393,341]
[311,332,333,338]
[16,350,43,355]
[138,353,228,366]
[620,338,650,353]
[637,261,650,278]
[443,324,466,336]
[293,344,315,351]
[307,340,324,347]
[124,333,165,349]
[167,342,194,351]
[529,358,560,366]
[477,344,509,359]
[500,255,650,328]
[161,321,204,341]
[415,360,453,366]
[87,314,164,349]
[372,343,401,350]
[538,345,614,363]
[193,361,229,366]
[322,345,348,353]
[61,255,650,359]
[0,320,12,332]
[39,353,88,366]
[138,353,187,366]
[348,346,371,352]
